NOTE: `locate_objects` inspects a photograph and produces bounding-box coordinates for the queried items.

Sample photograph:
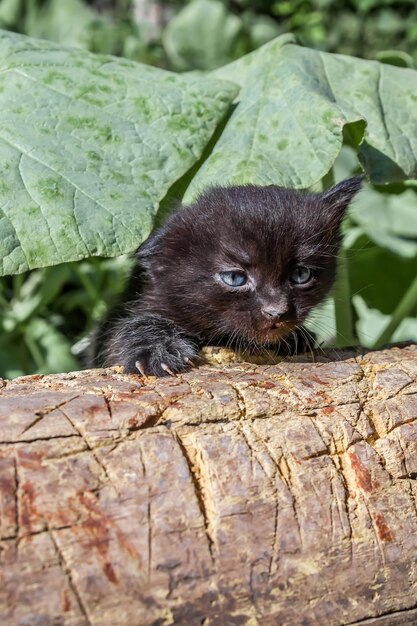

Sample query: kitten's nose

[262,306,287,321]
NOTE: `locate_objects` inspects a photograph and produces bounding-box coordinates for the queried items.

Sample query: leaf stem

[25,334,45,371]
[72,264,99,303]
[333,247,356,347]
[322,167,335,190]
[372,274,417,348]
[321,168,356,347]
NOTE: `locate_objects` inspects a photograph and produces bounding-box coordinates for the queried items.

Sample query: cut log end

[1,344,417,625]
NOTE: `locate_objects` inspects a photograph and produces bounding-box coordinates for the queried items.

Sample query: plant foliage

[0,2,417,377]
[2,30,417,277]
[0,30,236,275]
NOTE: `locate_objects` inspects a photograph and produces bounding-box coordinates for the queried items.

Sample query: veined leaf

[0,30,237,275]
[186,35,417,199]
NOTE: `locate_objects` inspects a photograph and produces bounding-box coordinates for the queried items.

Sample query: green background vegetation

[1,0,417,378]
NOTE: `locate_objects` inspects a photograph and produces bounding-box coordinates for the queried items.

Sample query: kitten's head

[137,177,363,344]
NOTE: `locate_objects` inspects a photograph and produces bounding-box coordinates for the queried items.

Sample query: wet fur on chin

[89,176,363,375]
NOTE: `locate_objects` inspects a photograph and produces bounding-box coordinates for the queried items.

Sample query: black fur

[90,176,363,375]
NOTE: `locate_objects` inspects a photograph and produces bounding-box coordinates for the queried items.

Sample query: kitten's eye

[290,265,312,285]
[219,270,247,287]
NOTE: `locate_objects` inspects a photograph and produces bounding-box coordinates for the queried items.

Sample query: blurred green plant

[0,257,131,377]
[331,146,417,349]
[159,0,417,71]
[2,0,417,71]
[0,0,165,64]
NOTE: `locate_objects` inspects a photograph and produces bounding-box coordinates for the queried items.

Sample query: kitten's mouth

[269,319,292,331]
[256,321,295,343]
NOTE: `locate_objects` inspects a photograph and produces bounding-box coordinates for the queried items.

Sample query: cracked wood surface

[1,344,417,626]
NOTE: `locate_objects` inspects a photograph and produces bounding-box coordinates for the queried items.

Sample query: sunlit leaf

[186,35,417,198]
[0,30,237,275]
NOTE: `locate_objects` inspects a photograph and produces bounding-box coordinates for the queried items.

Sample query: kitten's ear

[136,201,182,266]
[137,227,164,259]
[320,175,364,229]
[136,225,168,272]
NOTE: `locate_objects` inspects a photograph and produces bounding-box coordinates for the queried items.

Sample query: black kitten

[90,177,363,376]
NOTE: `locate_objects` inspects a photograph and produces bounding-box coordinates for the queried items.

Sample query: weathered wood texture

[1,344,417,626]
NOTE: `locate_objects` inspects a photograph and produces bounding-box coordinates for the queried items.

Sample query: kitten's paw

[125,336,200,377]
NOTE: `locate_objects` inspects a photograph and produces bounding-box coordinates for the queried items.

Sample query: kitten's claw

[127,332,199,376]
[135,360,146,376]
[160,362,176,376]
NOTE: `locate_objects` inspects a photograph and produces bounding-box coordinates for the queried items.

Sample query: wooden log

[1,344,417,626]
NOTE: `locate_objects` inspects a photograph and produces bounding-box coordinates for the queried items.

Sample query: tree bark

[1,344,417,626]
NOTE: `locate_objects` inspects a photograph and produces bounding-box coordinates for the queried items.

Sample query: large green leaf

[0,30,237,275]
[185,35,417,199]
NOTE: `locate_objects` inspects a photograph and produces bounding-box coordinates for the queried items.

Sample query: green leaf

[9,265,70,322]
[25,318,79,374]
[185,36,417,198]
[24,0,136,58]
[305,297,337,347]
[0,0,21,27]
[376,49,415,68]
[24,0,97,49]
[0,29,237,276]
[0,337,28,379]
[353,295,417,347]
[348,235,417,314]
[248,15,282,49]
[348,185,417,257]
[163,0,243,71]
